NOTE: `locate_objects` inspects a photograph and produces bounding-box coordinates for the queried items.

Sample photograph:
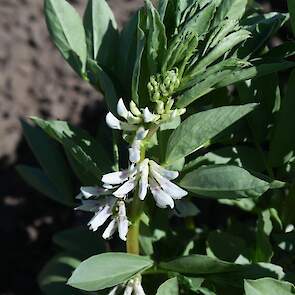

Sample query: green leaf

[156,277,179,295]
[39,253,82,295]
[44,0,87,75]
[237,73,281,144]
[194,30,250,71]
[16,165,73,206]
[182,1,217,41]
[31,117,112,183]
[213,0,247,26]
[207,231,247,262]
[21,120,74,205]
[244,278,295,295]
[288,0,295,36]
[238,13,289,59]
[178,58,247,106]
[86,58,118,114]
[166,104,256,164]
[202,146,266,172]
[269,70,295,167]
[53,227,106,257]
[255,210,273,263]
[261,42,295,60]
[215,61,295,89]
[68,253,153,291]
[145,0,167,74]
[160,254,240,275]
[180,165,270,199]
[131,10,145,105]
[65,149,98,185]
[118,13,139,97]
[83,0,118,68]
[160,255,285,290]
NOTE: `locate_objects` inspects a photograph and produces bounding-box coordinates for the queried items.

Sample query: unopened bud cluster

[147,69,180,103]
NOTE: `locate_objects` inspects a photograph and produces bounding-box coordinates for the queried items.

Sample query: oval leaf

[83,0,118,67]
[180,165,270,199]
[44,0,87,75]
[156,277,179,295]
[166,104,256,164]
[244,278,295,295]
[68,253,153,291]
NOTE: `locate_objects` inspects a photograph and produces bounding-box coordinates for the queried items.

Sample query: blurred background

[0,0,289,294]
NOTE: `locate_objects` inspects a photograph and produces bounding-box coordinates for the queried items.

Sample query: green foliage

[165,104,256,163]
[68,253,153,291]
[244,278,295,295]
[38,253,82,295]
[156,277,179,295]
[180,165,271,199]
[44,0,87,76]
[20,0,295,294]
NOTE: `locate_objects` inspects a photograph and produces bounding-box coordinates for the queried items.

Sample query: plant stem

[126,146,146,255]
[112,130,120,171]
[127,187,145,254]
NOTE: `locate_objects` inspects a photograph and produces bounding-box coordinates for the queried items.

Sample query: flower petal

[102,170,129,185]
[81,186,105,198]
[143,107,156,123]
[75,200,101,212]
[107,286,119,295]
[106,112,122,130]
[117,98,129,119]
[134,281,146,295]
[106,112,137,131]
[139,159,149,200]
[129,141,141,163]
[88,206,112,231]
[149,177,174,209]
[130,101,142,117]
[118,217,129,241]
[135,127,148,141]
[150,169,187,200]
[123,284,133,295]
[75,192,83,200]
[102,219,117,239]
[149,160,179,180]
[113,180,136,197]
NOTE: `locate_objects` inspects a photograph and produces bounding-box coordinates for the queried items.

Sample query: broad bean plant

[18,0,295,294]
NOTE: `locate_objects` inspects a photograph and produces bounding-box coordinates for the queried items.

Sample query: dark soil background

[0,0,289,294]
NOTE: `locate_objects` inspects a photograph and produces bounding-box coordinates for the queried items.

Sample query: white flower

[124,277,146,295]
[106,99,158,131]
[75,187,129,241]
[102,158,187,209]
[102,201,129,241]
[129,127,149,164]
[106,98,184,132]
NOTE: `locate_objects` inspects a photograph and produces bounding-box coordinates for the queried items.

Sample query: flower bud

[130,101,141,117]
[156,101,165,114]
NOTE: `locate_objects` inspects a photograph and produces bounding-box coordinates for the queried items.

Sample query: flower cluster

[147,69,180,102]
[76,188,129,240]
[106,98,185,132]
[76,99,188,241]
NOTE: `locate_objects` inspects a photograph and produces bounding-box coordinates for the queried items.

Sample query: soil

[0,0,288,294]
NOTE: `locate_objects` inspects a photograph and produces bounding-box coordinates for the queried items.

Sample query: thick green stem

[127,187,145,254]
[126,146,146,255]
